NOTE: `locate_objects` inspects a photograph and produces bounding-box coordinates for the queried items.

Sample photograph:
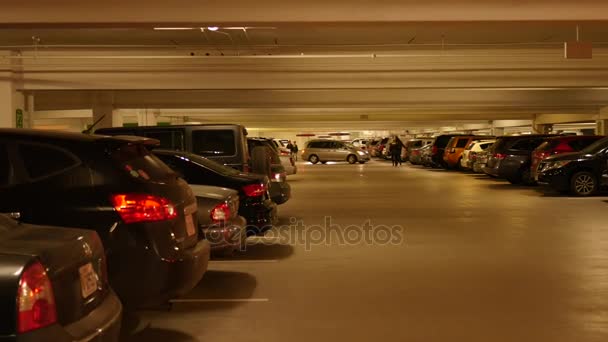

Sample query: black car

[537,137,608,196]
[429,134,466,168]
[483,134,556,185]
[0,129,210,309]
[247,137,292,205]
[0,215,122,341]
[152,149,278,235]
[96,124,251,172]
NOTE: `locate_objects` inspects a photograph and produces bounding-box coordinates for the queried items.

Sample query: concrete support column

[137,109,158,127]
[533,123,553,134]
[0,72,24,128]
[92,92,122,130]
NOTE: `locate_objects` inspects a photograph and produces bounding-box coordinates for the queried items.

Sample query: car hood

[189,184,238,201]
[544,151,592,162]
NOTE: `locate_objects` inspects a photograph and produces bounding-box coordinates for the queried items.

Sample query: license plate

[185,214,195,236]
[79,263,99,299]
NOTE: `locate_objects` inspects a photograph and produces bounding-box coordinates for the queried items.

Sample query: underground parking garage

[2,1,608,341]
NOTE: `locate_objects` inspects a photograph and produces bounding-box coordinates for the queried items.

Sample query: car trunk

[0,220,108,327]
[105,142,200,259]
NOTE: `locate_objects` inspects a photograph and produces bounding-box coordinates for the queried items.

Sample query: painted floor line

[170,298,270,303]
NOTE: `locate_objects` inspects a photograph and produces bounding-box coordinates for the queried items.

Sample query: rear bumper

[269,181,291,205]
[202,215,247,254]
[110,238,210,309]
[12,290,122,342]
[240,198,278,231]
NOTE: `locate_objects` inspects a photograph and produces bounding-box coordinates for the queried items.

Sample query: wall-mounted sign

[16,109,23,128]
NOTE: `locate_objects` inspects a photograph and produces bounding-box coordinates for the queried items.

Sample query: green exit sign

[16,109,23,128]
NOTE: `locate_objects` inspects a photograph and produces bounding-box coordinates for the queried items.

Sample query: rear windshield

[111,143,175,181]
[180,152,241,176]
[434,136,453,148]
[192,130,236,157]
[581,137,608,155]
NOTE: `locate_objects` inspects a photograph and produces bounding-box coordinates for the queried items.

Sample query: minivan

[96,124,250,172]
[301,139,370,164]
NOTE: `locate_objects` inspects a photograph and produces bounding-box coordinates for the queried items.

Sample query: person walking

[389,138,402,167]
[292,142,299,161]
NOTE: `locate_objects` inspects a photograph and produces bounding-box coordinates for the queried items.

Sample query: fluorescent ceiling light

[154,27,194,30]
[207,26,219,31]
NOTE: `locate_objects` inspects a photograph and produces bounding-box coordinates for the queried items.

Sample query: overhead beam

[1,1,608,26]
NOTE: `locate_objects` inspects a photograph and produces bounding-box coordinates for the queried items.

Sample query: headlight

[357,151,365,156]
[543,160,572,172]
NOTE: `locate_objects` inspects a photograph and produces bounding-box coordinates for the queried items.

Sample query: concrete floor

[127,160,608,342]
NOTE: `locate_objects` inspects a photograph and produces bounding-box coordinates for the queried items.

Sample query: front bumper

[13,290,122,342]
[201,215,247,254]
[537,170,570,191]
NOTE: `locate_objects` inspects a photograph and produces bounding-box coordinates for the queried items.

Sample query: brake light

[243,183,266,197]
[494,153,506,160]
[535,151,551,161]
[280,150,290,156]
[17,261,57,334]
[110,194,178,224]
[211,202,231,223]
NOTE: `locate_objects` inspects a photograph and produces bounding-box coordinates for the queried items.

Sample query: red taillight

[17,261,57,334]
[535,151,551,160]
[110,194,178,224]
[280,150,290,156]
[211,202,231,223]
[243,183,266,197]
[494,153,506,160]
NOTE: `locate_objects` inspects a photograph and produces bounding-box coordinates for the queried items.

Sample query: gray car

[301,139,370,164]
[190,185,247,256]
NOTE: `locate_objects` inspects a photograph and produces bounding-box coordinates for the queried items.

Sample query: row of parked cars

[0,124,295,341]
[405,132,608,196]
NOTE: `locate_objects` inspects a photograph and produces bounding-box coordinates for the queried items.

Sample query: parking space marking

[170,298,270,303]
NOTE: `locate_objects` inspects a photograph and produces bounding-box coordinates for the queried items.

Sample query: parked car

[472,150,492,173]
[189,185,247,256]
[429,134,467,168]
[301,139,370,164]
[408,145,426,165]
[0,129,210,309]
[152,149,278,234]
[420,144,435,167]
[403,138,433,162]
[0,215,122,341]
[372,137,390,158]
[351,139,369,150]
[443,136,494,170]
[368,139,380,156]
[96,124,251,172]
[530,135,604,181]
[537,137,608,196]
[483,134,556,185]
[460,140,495,170]
[271,139,297,175]
[247,138,292,205]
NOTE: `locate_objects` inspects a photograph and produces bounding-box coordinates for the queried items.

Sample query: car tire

[570,171,597,197]
[347,155,358,164]
[251,146,272,177]
[309,154,320,164]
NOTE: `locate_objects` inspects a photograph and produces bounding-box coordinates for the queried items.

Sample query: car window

[111,143,174,182]
[581,137,608,154]
[18,143,80,180]
[569,138,599,151]
[0,144,11,187]
[192,130,236,156]
[480,143,493,150]
[144,130,184,150]
[456,139,469,148]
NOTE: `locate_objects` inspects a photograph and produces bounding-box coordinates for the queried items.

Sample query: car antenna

[82,115,106,134]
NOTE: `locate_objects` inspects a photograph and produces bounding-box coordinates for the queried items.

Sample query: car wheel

[570,171,597,197]
[347,155,358,164]
[309,154,319,164]
[251,146,272,177]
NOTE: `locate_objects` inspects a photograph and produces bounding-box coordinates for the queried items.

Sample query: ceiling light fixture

[207,26,219,31]
[153,27,194,30]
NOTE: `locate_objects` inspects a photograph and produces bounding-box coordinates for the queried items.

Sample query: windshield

[580,137,608,155]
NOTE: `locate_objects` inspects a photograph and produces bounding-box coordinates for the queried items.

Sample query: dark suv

[538,137,608,196]
[96,124,250,172]
[483,134,556,185]
[0,129,210,308]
